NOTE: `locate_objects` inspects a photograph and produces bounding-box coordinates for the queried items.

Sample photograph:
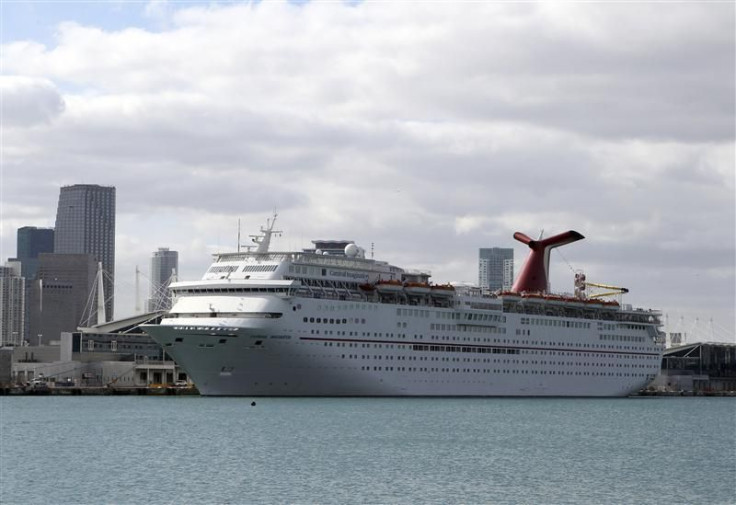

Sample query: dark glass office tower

[16,226,55,280]
[54,185,116,320]
[15,227,55,341]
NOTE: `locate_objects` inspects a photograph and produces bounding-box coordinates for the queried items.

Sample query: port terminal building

[3,311,189,389]
[648,342,736,393]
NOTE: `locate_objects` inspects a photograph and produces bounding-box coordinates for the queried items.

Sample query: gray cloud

[0,76,65,126]
[0,1,733,336]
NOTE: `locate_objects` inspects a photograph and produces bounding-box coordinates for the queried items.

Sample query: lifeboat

[404,282,432,295]
[430,284,455,297]
[520,292,544,300]
[542,294,564,301]
[375,280,404,294]
[541,294,568,306]
[358,283,376,292]
[583,298,605,306]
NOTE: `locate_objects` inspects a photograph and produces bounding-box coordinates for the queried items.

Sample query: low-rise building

[8,311,191,389]
[649,342,736,393]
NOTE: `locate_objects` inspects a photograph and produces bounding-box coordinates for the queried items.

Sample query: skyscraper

[27,253,98,345]
[15,226,54,342]
[479,247,514,291]
[54,184,115,319]
[147,248,178,312]
[16,226,55,280]
[0,262,25,346]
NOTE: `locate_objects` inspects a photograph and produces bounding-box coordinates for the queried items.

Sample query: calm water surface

[1,397,734,504]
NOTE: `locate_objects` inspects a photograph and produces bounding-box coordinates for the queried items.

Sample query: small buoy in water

[251,401,256,406]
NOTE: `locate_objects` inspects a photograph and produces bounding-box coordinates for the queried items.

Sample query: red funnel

[511,230,584,293]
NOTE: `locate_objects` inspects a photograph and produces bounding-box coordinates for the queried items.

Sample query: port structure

[584,281,629,299]
[574,271,629,301]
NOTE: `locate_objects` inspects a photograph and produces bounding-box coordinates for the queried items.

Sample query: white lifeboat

[375,280,404,293]
[430,284,455,297]
[404,282,432,295]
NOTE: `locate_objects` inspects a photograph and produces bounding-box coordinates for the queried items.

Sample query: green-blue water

[1,397,734,504]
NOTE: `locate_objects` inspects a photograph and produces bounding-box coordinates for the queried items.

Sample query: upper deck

[179,216,662,332]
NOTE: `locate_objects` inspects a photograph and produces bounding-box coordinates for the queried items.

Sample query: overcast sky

[1,1,734,342]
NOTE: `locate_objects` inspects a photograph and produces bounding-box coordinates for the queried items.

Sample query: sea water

[1,396,734,504]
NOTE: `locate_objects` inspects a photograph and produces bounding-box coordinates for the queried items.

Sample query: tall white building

[479,247,514,291]
[147,248,178,312]
[0,262,25,346]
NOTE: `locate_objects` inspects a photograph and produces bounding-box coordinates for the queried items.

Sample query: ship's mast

[250,213,282,254]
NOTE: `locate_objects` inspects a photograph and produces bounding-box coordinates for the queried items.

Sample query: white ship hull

[145,295,662,397]
[143,219,664,397]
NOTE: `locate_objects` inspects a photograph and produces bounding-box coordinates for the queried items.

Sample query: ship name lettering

[328,270,368,280]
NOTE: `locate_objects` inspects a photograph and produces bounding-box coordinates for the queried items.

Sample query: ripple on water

[1,396,734,504]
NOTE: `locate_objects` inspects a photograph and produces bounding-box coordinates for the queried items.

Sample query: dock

[1,385,200,396]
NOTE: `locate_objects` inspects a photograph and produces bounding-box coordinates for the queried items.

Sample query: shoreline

[0,385,200,396]
[2,387,734,397]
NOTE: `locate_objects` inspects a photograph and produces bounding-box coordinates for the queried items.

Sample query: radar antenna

[249,212,282,254]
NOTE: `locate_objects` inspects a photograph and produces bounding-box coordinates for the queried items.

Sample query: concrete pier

[1,385,200,396]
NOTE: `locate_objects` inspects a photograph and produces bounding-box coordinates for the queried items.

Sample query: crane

[585,281,629,299]
[574,271,628,300]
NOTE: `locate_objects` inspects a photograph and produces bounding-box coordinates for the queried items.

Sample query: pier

[1,384,200,396]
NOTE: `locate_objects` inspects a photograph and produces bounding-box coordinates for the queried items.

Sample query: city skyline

[0,2,733,341]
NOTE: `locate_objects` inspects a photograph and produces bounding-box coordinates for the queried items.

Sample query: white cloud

[455,215,493,235]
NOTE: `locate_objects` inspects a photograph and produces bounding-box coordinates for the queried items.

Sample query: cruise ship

[143,216,665,397]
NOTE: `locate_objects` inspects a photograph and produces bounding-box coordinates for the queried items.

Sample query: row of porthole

[314,339,657,359]
[339,353,655,369]
[355,366,653,378]
[302,316,368,324]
